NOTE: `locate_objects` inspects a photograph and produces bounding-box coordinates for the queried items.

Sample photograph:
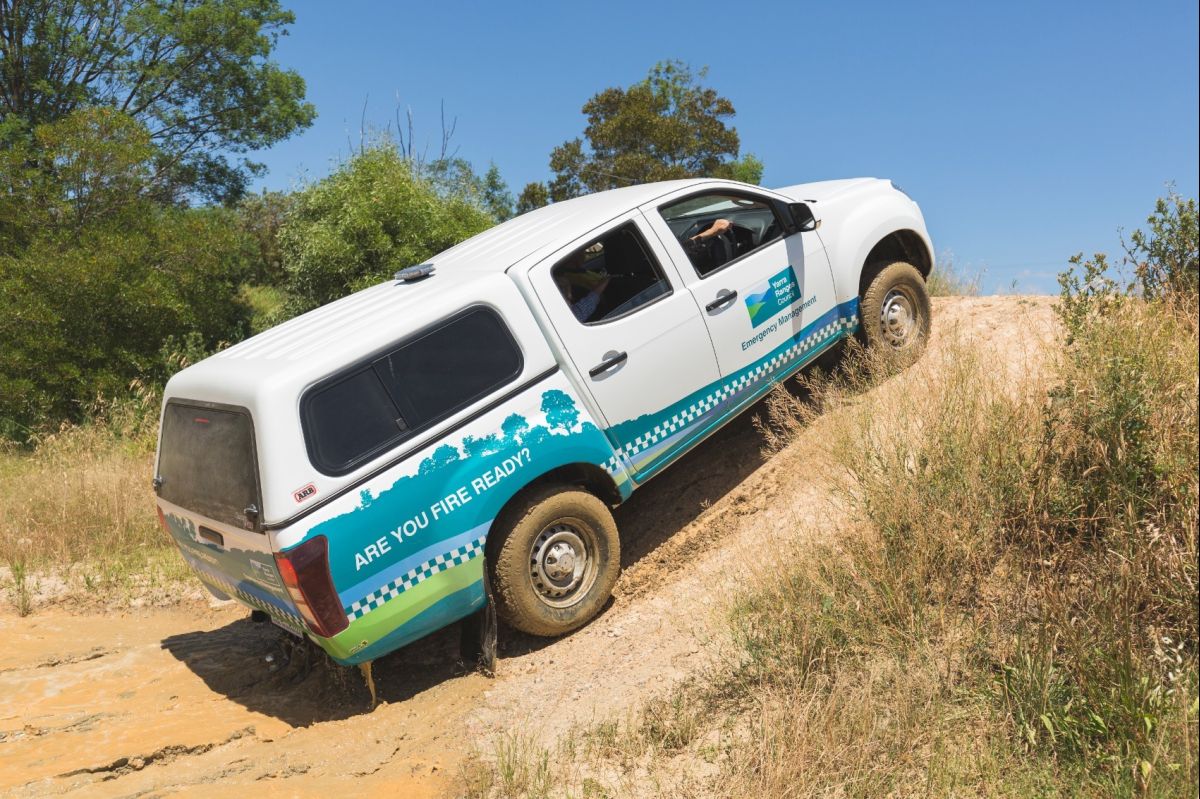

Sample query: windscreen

[158,403,259,531]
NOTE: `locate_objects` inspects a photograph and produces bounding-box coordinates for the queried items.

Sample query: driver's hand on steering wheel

[692,218,732,240]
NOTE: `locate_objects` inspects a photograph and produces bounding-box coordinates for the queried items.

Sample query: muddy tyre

[859,261,932,359]
[488,486,620,637]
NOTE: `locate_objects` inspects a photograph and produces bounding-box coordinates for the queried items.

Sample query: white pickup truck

[154,177,934,667]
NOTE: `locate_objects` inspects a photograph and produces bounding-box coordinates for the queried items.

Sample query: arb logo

[293,483,317,503]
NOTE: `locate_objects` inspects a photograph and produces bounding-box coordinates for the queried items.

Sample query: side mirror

[789,202,820,232]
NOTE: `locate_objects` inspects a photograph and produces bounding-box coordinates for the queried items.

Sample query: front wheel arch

[857,229,933,298]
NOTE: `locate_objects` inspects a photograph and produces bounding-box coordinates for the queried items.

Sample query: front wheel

[859,261,932,359]
[488,486,620,637]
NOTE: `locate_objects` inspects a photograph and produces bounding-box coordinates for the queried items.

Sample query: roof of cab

[433,178,721,274]
[165,178,750,402]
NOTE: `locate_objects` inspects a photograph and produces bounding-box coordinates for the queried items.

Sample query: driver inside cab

[680,218,734,273]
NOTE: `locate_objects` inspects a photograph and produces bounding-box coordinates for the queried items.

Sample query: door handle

[589,350,628,378]
[706,290,738,312]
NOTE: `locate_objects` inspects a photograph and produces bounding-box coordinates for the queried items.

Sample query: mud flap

[459,570,497,676]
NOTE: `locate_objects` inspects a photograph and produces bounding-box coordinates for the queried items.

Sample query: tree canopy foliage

[0,19,774,442]
[0,0,314,202]
[516,180,549,215]
[0,201,256,437]
[529,61,763,206]
[0,109,258,438]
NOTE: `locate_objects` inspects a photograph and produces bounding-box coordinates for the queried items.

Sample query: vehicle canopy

[160,271,549,527]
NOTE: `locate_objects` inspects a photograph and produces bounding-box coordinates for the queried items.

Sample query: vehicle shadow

[160,613,472,726]
[161,355,835,725]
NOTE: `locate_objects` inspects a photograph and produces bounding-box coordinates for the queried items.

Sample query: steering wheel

[714,227,738,262]
[682,220,739,265]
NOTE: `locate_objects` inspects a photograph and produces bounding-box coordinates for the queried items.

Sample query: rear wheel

[488,486,620,637]
[859,261,932,359]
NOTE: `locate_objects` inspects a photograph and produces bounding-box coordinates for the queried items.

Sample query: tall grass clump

[461,194,1197,798]
[0,383,190,610]
[867,197,1193,793]
[925,252,982,296]
[995,192,1198,792]
[723,194,1198,796]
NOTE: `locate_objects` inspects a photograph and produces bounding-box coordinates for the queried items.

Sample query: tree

[0,205,256,436]
[516,181,549,215]
[0,107,155,247]
[417,156,513,223]
[279,143,494,312]
[0,0,315,203]
[237,189,293,284]
[546,61,763,201]
[541,389,579,432]
[481,163,514,222]
[500,412,528,442]
[724,153,764,186]
[0,104,260,437]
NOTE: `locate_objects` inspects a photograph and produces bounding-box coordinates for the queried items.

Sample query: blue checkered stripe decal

[346,535,486,621]
[611,311,858,465]
[188,559,308,635]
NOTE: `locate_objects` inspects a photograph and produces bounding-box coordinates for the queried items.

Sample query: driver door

[640,187,837,378]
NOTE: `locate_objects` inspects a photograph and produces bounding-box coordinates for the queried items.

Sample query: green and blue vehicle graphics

[164,296,860,665]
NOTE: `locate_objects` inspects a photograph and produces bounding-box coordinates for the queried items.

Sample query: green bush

[0,109,259,439]
[0,207,255,438]
[1127,191,1198,302]
[279,144,495,313]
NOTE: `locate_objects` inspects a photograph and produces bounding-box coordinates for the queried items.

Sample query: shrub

[0,207,255,438]
[1126,191,1199,303]
[279,144,495,312]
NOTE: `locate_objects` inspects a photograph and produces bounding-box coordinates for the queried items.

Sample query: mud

[0,297,1058,797]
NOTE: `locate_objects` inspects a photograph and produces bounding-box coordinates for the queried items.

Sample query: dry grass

[925,253,982,297]
[462,299,1198,798]
[0,396,193,613]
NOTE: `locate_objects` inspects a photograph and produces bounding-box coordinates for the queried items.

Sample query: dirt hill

[0,296,1059,797]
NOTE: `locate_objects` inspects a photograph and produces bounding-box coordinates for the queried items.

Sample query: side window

[659,193,785,277]
[303,308,523,475]
[550,222,672,324]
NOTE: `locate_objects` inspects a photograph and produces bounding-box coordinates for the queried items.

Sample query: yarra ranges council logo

[745,265,802,328]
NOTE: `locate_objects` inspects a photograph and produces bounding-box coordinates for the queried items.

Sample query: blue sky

[250,0,1199,294]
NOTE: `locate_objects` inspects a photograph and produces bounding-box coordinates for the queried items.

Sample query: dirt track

[0,297,1058,797]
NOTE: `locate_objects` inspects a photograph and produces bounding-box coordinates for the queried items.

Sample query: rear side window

[158,404,259,530]
[550,222,672,324]
[303,307,523,475]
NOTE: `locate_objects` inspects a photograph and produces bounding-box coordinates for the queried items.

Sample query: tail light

[274,535,348,638]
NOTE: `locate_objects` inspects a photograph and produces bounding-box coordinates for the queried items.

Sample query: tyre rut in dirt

[859,261,932,360]
[487,485,620,637]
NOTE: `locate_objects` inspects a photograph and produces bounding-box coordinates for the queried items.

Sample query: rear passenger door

[640,188,837,378]
[527,212,721,477]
